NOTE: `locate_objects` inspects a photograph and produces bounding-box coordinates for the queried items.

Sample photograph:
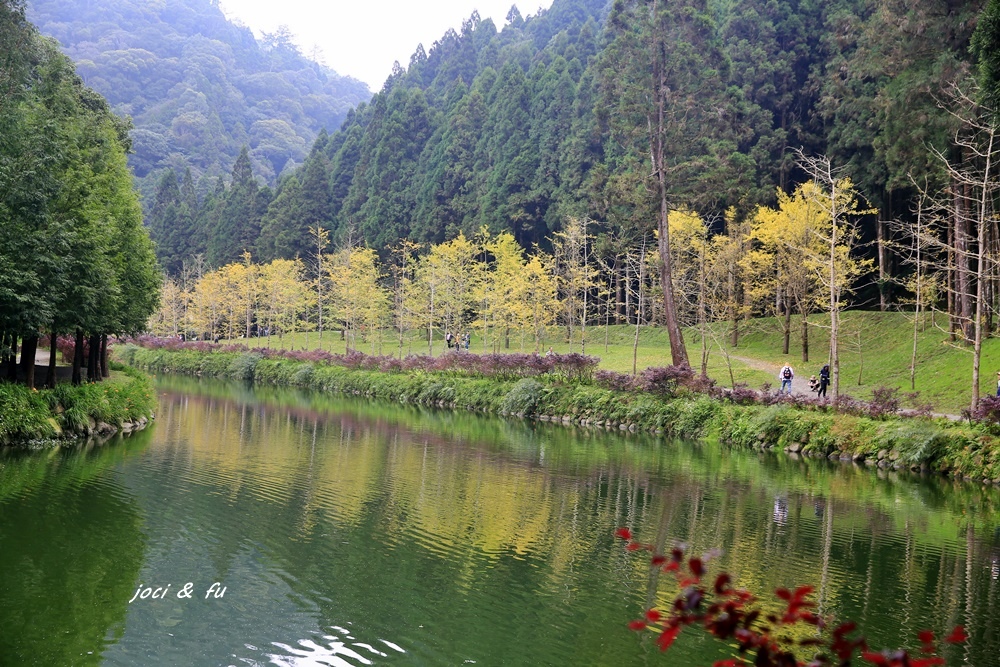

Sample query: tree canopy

[1,0,160,386]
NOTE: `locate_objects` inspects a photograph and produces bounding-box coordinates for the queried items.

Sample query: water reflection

[2,375,1000,665]
[0,436,150,665]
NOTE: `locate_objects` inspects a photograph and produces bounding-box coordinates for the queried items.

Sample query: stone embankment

[0,364,156,448]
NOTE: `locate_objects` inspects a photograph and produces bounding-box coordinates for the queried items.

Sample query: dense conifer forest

[135,0,995,270]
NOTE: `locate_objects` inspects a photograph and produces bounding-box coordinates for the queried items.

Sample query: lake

[1,375,999,666]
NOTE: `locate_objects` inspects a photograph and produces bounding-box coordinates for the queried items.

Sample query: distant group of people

[445,332,470,350]
[777,363,830,398]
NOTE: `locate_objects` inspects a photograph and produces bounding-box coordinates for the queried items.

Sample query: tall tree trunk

[72,330,84,386]
[970,129,994,413]
[656,198,688,366]
[877,210,887,312]
[800,311,809,363]
[956,179,973,341]
[101,334,109,378]
[650,0,687,368]
[47,328,57,389]
[20,334,38,389]
[624,262,632,326]
[5,335,18,382]
[782,295,791,355]
[830,178,840,406]
[615,262,623,323]
[88,333,100,382]
[911,201,923,391]
[947,218,956,340]
[730,278,740,347]
[729,237,741,347]
[698,244,708,377]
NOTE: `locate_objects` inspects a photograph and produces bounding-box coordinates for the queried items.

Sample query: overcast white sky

[218,0,554,91]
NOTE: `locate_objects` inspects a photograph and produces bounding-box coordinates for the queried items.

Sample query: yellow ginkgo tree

[259,258,309,342]
[328,247,389,353]
[744,182,829,361]
[410,232,478,353]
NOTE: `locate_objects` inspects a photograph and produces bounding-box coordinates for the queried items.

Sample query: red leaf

[917,630,935,644]
[860,652,890,666]
[651,555,667,567]
[834,621,858,637]
[775,588,791,601]
[616,527,632,541]
[793,585,814,599]
[626,541,643,552]
[645,609,662,623]
[713,661,741,667]
[657,625,682,652]
[715,573,731,594]
[628,619,647,631]
[945,626,968,644]
[689,557,705,578]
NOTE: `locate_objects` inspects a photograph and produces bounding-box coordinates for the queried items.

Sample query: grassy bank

[0,364,156,446]
[212,311,1000,413]
[119,344,1000,484]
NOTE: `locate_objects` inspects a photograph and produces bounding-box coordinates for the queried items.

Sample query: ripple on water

[266,628,406,667]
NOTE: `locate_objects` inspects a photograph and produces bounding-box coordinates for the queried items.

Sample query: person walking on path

[817,364,830,398]
[778,364,794,394]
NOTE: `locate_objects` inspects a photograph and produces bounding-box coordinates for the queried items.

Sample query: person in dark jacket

[817,364,830,398]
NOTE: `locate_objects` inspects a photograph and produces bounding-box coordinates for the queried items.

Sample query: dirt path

[728,353,962,420]
[729,354,816,397]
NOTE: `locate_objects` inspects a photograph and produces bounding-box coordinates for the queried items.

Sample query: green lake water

[2,375,1000,666]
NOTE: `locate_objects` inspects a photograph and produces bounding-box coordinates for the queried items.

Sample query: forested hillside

[139,0,1000,407]
[27,0,370,196]
[145,0,989,268]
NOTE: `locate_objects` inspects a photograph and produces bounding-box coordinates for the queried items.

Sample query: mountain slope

[28,0,371,194]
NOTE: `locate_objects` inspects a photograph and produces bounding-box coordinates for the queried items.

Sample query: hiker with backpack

[778,364,794,394]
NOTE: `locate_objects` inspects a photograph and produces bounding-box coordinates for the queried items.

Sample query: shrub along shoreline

[0,364,156,447]
[117,343,1000,485]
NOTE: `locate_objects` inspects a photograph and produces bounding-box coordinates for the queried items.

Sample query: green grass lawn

[221,311,998,414]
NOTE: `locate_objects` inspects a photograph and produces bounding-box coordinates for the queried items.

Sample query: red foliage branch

[615,528,966,666]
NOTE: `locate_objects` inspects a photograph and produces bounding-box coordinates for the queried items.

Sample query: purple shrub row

[126,336,599,381]
[595,365,711,398]
[597,364,932,421]
[741,383,915,420]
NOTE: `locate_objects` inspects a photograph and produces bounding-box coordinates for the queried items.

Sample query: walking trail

[727,354,961,420]
[728,354,815,398]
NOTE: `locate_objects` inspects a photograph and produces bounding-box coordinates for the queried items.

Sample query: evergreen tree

[207,146,270,266]
[973,0,1000,116]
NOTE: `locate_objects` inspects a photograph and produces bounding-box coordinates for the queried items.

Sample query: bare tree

[795,151,874,406]
[930,84,1000,411]
[309,225,329,344]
